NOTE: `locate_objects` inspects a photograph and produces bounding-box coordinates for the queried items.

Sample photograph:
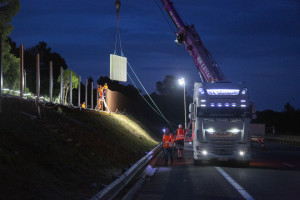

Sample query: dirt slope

[0,96,158,200]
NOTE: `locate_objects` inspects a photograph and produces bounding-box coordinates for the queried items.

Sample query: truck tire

[239,160,250,167]
[193,159,202,166]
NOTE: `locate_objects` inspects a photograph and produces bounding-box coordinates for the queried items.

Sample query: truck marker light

[241,100,246,102]
[231,103,237,107]
[201,99,206,102]
[210,103,215,107]
[225,103,230,107]
[217,103,222,107]
[199,88,205,94]
[241,88,247,94]
[201,104,206,107]
[241,104,246,107]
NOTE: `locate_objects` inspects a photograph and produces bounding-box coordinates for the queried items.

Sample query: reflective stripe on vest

[176,128,185,140]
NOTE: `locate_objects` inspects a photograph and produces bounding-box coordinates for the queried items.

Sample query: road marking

[215,167,255,200]
[282,163,295,168]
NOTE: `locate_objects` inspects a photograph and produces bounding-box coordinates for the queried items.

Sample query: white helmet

[179,124,183,129]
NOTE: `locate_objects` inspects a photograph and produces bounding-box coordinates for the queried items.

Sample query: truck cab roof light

[241,104,247,107]
[200,104,206,107]
[210,103,215,107]
[232,103,237,107]
[241,100,246,102]
[217,103,222,107]
[200,99,206,102]
[225,103,230,107]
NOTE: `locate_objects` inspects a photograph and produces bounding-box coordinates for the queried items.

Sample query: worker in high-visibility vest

[162,128,174,166]
[175,124,185,158]
[81,102,86,109]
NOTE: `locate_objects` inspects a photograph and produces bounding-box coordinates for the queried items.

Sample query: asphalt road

[135,141,300,200]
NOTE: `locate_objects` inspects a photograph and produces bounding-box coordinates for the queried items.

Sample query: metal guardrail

[90,143,162,200]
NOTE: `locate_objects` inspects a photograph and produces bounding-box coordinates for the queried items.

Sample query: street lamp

[178,78,187,129]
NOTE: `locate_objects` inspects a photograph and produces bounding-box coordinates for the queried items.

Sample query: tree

[156,75,181,96]
[57,69,78,104]
[284,103,295,113]
[0,0,20,90]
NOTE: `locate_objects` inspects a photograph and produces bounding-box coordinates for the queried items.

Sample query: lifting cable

[152,0,176,34]
[113,0,176,131]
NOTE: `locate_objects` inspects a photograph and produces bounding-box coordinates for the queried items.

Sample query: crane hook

[115,0,121,20]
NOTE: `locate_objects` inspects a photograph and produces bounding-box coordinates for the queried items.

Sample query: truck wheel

[193,159,202,166]
[239,160,250,167]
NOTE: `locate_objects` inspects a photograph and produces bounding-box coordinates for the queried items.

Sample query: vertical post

[69,71,72,106]
[49,61,53,102]
[78,76,81,107]
[0,34,3,94]
[20,44,24,97]
[36,53,40,100]
[184,82,187,129]
[91,81,93,109]
[60,67,63,104]
[85,79,88,109]
[24,69,26,93]
[96,84,99,110]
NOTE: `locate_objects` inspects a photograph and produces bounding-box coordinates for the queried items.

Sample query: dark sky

[10,0,300,111]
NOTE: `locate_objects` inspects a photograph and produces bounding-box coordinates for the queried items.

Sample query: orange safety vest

[162,133,174,148]
[176,128,185,141]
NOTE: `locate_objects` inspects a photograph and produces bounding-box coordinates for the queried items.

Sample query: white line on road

[215,167,255,200]
[282,163,295,167]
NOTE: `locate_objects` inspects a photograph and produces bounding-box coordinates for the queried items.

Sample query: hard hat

[179,124,183,128]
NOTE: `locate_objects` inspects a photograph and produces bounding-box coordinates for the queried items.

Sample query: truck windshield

[197,107,249,118]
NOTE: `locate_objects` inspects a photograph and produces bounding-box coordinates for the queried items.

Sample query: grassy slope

[0,96,158,200]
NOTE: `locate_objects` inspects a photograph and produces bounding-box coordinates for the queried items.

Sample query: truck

[161,0,256,165]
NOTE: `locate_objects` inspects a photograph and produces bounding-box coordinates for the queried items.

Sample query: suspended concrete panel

[110,54,127,82]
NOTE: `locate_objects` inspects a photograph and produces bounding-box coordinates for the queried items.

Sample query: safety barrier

[90,143,162,200]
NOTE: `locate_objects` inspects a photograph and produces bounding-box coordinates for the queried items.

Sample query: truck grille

[208,138,239,155]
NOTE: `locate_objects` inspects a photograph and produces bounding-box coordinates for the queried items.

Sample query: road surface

[135,141,300,200]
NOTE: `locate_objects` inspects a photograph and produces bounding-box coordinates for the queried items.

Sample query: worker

[175,124,185,158]
[162,128,174,166]
[103,83,108,98]
[81,102,86,109]
[97,85,104,110]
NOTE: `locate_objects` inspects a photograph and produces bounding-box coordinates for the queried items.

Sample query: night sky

[10,0,300,111]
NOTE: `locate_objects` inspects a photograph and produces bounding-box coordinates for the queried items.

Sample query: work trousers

[164,148,173,164]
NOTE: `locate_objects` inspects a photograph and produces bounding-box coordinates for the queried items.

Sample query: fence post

[49,61,53,102]
[96,84,99,110]
[69,71,72,106]
[91,81,93,109]
[36,53,40,100]
[0,35,3,94]
[20,44,24,97]
[78,76,81,107]
[60,67,63,104]
[85,79,88,109]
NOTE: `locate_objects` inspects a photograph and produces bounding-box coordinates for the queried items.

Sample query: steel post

[60,67,63,104]
[85,79,88,109]
[20,44,24,97]
[49,61,53,102]
[0,35,3,94]
[91,81,93,109]
[78,76,81,107]
[24,70,26,93]
[36,53,40,100]
[96,84,99,110]
[69,71,72,106]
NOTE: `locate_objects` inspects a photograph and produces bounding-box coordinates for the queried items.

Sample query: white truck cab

[190,82,252,165]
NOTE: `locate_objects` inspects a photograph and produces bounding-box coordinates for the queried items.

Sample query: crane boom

[161,0,226,82]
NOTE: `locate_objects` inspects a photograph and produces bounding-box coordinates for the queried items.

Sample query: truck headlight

[202,150,208,155]
[229,129,240,134]
[239,151,245,156]
[206,128,215,134]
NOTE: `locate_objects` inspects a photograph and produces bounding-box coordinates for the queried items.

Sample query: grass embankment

[0,96,158,200]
